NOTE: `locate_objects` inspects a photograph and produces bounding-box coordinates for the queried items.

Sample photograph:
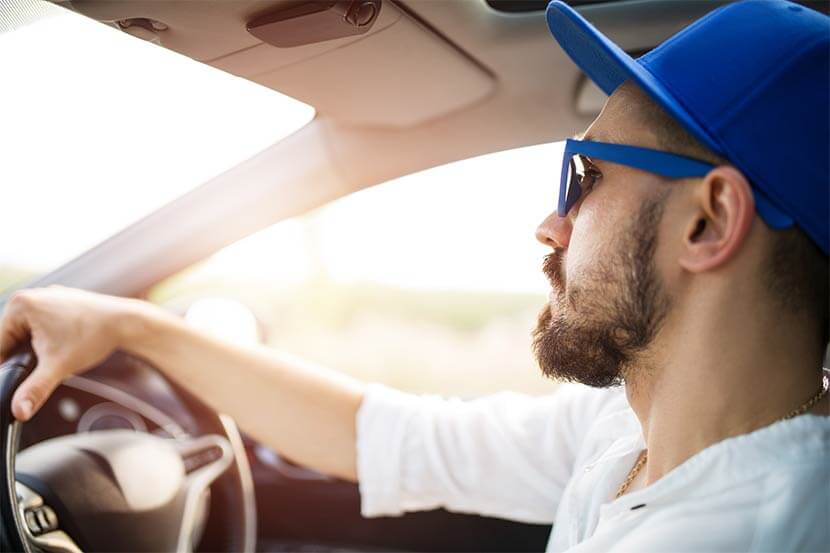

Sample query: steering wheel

[0,347,256,552]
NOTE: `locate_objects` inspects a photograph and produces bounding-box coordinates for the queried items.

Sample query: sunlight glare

[0,3,314,275]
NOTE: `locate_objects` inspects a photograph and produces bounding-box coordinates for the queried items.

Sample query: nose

[535,210,572,248]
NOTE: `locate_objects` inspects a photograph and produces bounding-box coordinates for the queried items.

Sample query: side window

[150,143,564,397]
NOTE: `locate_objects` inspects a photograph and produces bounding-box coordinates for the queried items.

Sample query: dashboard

[20,373,188,451]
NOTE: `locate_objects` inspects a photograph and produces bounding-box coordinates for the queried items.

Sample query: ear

[678,166,755,273]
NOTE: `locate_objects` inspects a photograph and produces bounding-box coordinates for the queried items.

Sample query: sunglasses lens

[563,154,585,214]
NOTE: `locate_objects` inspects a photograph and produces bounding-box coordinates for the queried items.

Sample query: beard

[532,195,671,388]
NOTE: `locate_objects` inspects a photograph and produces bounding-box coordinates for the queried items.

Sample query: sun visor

[248,3,495,127]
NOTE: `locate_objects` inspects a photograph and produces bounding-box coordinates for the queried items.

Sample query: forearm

[120,300,364,481]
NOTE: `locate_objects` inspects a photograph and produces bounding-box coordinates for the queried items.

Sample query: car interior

[1,1,828,552]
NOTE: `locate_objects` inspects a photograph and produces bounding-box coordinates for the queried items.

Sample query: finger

[0,294,32,359]
[11,363,60,422]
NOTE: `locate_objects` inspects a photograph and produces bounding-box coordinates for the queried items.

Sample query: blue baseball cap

[546,0,829,255]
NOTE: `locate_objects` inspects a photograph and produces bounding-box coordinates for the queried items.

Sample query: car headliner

[27,1,734,297]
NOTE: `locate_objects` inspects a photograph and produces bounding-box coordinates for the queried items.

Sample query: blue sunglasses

[558,138,716,217]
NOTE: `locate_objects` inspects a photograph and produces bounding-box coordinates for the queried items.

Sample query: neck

[624,286,827,487]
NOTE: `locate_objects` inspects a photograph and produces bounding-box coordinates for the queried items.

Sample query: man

[2,0,828,550]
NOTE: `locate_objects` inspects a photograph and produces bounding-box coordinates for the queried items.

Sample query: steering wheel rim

[0,347,256,553]
[0,348,35,552]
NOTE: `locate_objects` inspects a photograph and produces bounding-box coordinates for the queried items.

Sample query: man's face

[532,83,674,387]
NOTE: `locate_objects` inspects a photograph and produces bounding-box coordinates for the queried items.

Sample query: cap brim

[545,1,715,148]
[544,0,793,228]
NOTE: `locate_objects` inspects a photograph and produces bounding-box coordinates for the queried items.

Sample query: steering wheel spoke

[171,434,234,551]
[15,482,82,553]
[173,434,234,482]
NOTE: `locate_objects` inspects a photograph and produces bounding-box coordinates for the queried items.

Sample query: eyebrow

[574,131,614,143]
[570,132,605,168]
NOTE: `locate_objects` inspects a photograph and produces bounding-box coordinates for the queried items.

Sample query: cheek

[565,193,618,280]
[652,194,686,286]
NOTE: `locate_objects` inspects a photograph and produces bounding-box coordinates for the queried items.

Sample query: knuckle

[8,291,32,309]
[26,376,57,402]
[23,382,47,404]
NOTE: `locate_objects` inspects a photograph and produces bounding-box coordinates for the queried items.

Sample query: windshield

[0,1,315,293]
[151,142,562,397]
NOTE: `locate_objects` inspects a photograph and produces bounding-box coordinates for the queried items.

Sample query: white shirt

[355,373,830,552]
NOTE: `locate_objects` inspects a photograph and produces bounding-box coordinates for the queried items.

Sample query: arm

[355,382,625,523]
[0,286,364,481]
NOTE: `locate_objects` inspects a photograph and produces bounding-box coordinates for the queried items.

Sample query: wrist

[114,298,164,353]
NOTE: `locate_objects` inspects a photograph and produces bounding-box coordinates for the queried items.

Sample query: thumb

[11,362,60,422]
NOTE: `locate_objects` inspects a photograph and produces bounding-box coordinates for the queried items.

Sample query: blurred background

[148,144,561,398]
[0,5,562,399]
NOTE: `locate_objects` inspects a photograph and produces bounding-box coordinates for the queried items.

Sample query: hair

[624,83,829,346]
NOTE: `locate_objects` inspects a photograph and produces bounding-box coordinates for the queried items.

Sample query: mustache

[542,250,566,291]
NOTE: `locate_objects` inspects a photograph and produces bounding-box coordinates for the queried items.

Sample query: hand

[0,286,138,421]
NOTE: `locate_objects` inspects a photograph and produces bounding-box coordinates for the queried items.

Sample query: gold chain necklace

[615,374,829,500]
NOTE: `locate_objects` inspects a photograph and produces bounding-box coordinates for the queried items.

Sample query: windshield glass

[0,1,315,293]
[151,142,563,397]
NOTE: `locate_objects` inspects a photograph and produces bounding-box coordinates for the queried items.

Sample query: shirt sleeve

[355,382,622,524]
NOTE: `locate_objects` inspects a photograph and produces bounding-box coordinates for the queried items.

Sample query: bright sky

[0,3,314,274]
[320,141,565,294]
[1,1,563,296]
[201,141,563,294]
